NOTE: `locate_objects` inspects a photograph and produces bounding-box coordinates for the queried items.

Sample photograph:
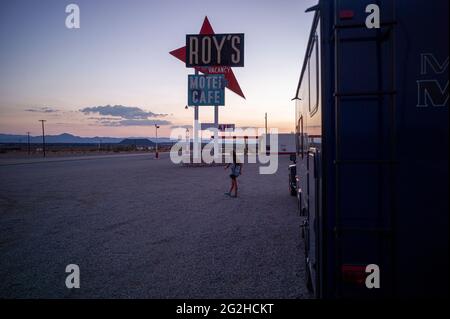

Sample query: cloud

[100,119,171,127]
[25,107,59,113]
[87,117,119,121]
[80,105,167,120]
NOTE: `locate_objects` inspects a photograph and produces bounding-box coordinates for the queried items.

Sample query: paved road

[0,154,309,298]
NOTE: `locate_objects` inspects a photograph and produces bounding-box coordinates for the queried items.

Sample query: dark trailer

[291,0,448,298]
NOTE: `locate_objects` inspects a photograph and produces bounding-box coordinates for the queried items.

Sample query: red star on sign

[169,16,245,99]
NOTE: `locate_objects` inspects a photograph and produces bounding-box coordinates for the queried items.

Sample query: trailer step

[334,160,398,165]
[334,90,396,97]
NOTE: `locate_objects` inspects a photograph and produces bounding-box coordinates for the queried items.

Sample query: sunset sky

[0,0,316,137]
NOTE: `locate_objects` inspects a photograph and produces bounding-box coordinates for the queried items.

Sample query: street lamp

[27,132,31,155]
[38,120,46,158]
[155,124,160,159]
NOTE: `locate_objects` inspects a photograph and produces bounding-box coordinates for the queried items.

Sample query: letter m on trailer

[417,54,449,107]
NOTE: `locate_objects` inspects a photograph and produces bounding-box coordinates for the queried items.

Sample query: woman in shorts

[224,151,242,198]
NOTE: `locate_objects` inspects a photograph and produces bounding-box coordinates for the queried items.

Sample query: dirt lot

[0,153,310,298]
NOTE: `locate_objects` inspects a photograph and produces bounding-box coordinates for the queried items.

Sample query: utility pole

[265,112,268,136]
[155,124,160,159]
[27,132,31,155]
[265,112,269,155]
[193,69,200,163]
[214,104,219,162]
[39,120,46,157]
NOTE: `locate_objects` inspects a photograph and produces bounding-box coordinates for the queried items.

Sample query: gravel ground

[0,153,310,298]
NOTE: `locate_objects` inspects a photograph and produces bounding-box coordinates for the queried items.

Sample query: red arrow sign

[169,16,245,99]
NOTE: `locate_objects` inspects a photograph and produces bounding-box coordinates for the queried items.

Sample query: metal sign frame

[186,33,245,67]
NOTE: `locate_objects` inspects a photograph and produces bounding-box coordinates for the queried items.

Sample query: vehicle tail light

[339,10,354,20]
[342,264,366,285]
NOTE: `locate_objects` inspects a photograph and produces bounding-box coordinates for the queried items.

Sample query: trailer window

[309,34,319,116]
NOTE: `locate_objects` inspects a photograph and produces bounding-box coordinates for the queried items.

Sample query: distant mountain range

[119,138,156,146]
[0,133,173,144]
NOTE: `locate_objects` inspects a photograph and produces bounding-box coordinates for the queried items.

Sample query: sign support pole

[214,105,220,162]
[193,69,200,163]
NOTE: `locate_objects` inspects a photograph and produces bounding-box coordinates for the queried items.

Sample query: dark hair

[231,150,241,165]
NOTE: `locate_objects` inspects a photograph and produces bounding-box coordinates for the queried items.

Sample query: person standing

[224,151,242,198]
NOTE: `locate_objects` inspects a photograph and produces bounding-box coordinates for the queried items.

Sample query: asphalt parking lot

[0,153,310,298]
